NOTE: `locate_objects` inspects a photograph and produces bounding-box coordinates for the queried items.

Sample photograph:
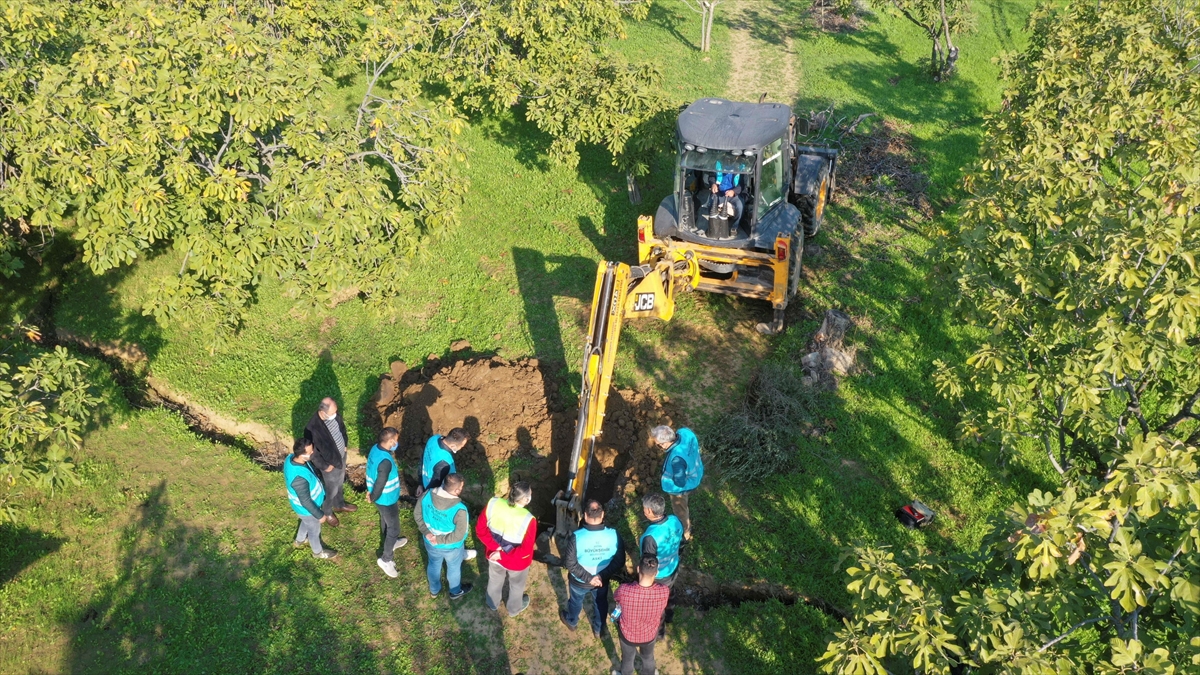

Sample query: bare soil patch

[370,355,686,520]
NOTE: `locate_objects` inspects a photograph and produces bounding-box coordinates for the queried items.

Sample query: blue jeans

[424,540,464,595]
[564,579,608,633]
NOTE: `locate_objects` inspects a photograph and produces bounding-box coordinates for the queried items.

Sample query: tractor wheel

[787,230,804,300]
[803,172,830,239]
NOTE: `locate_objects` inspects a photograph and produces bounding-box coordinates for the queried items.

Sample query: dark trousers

[619,634,656,675]
[375,501,401,563]
[564,579,608,633]
[321,465,346,516]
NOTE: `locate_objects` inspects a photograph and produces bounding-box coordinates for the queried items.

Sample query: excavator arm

[553,218,699,537]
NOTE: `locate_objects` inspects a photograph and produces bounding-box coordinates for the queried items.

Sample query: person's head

[444,427,470,452]
[583,499,604,525]
[318,397,338,420]
[651,425,677,450]
[442,473,465,497]
[638,557,660,586]
[508,481,532,508]
[293,438,315,462]
[642,493,666,521]
[378,427,399,452]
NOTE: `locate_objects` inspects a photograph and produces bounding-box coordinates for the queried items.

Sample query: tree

[0,0,467,332]
[680,0,722,52]
[818,433,1200,675]
[933,0,1200,474]
[1,0,674,330]
[0,323,100,522]
[365,0,675,192]
[885,0,965,81]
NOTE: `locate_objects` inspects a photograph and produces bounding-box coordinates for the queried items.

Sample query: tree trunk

[626,172,642,205]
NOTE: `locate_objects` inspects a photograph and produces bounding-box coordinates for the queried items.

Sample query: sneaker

[593,625,607,640]
[393,537,409,551]
[485,598,498,611]
[509,594,531,617]
[430,590,440,599]
[377,558,398,578]
[558,610,577,632]
[449,583,473,600]
[464,549,478,561]
[313,548,339,560]
[292,540,308,549]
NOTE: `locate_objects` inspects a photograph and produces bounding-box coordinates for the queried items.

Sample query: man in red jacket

[477,481,537,617]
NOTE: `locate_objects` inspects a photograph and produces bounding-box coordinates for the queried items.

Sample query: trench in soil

[39,293,845,618]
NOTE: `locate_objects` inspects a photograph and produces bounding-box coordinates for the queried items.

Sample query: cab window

[757,138,784,213]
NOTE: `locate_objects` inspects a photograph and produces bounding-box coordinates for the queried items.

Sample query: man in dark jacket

[303,397,356,526]
[559,499,626,638]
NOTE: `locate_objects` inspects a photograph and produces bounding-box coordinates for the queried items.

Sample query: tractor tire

[803,172,831,239]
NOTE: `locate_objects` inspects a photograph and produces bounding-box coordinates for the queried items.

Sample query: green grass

[9,0,1063,671]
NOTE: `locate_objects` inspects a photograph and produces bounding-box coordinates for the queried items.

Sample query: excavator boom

[553,222,698,537]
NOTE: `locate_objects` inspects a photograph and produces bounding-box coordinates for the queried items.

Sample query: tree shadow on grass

[61,480,388,674]
[290,349,344,440]
[0,524,64,588]
[646,1,702,52]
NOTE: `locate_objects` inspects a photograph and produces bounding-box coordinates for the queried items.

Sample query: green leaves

[935,0,1200,473]
[0,326,100,522]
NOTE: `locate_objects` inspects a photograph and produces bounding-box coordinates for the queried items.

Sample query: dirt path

[723,0,802,105]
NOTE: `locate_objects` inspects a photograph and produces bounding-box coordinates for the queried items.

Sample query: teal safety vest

[420,490,468,549]
[421,436,456,489]
[661,427,703,494]
[366,444,401,506]
[284,454,325,516]
[640,515,684,578]
[573,526,619,580]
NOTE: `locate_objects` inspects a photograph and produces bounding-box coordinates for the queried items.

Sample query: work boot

[393,537,409,550]
[377,558,398,578]
[314,548,339,560]
[334,504,358,513]
[558,610,577,632]
[449,583,473,600]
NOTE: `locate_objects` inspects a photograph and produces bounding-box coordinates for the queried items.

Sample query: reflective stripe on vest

[573,526,619,578]
[485,497,534,547]
[640,515,684,578]
[283,454,325,516]
[366,445,401,506]
[421,436,456,488]
[661,427,704,494]
[420,490,468,549]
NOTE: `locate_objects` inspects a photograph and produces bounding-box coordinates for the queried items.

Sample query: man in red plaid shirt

[611,558,669,675]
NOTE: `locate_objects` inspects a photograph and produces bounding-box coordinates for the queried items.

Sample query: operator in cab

[704,161,743,229]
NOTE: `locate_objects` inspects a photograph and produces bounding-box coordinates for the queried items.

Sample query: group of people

[283,397,705,675]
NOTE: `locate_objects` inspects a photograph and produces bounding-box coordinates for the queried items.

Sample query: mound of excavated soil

[368,354,684,520]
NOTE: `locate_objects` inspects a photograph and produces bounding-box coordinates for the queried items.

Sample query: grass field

[2,0,1056,672]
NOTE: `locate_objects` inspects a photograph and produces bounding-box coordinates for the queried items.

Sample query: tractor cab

[657,98,793,249]
[641,97,837,335]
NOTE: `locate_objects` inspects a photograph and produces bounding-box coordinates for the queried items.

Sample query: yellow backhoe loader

[552,243,699,536]
[551,97,837,536]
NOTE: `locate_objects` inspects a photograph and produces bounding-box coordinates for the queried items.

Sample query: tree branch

[1157,385,1200,432]
[1038,616,1108,652]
